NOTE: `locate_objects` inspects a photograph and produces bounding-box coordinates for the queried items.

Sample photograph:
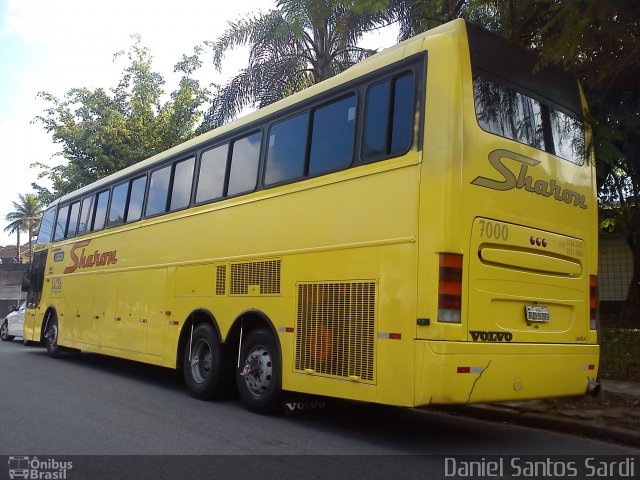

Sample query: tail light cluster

[589,275,598,330]
[438,253,463,323]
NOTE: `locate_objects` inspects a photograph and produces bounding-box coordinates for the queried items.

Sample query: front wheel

[0,321,15,341]
[236,328,282,414]
[183,323,232,400]
[45,316,62,358]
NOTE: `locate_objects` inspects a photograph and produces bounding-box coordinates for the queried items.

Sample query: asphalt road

[0,338,638,479]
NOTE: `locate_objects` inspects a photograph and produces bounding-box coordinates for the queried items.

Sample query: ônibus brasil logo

[7,456,73,479]
[63,239,118,274]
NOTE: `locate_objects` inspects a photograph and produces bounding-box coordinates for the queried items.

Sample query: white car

[0,301,26,342]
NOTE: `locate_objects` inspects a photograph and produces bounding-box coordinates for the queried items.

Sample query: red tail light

[589,275,598,330]
[438,254,463,323]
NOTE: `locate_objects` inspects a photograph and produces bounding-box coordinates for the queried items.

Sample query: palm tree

[201,0,386,129]
[4,193,44,264]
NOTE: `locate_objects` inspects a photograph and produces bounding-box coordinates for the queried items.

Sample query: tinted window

[107,181,128,227]
[146,165,171,216]
[228,132,262,196]
[473,75,545,150]
[66,201,81,238]
[364,82,391,157]
[53,205,69,241]
[309,95,356,175]
[170,156,195,211]
[196,144,228,203]
[92,190,109,231]
[390,72,415,154]
[265,113,309,185]
[37,207,56,244]
[550,108,584,165]
[127,176,146,222]
[77,196,94,236]
[364,72,415,161]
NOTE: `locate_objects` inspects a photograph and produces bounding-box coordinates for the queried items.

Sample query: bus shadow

[33,348,187,393]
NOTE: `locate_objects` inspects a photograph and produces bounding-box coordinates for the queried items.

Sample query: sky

[0,0,397,246]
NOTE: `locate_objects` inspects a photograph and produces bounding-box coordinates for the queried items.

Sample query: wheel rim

[0,322,7,339]
[241,345,272,397]
[190,339,213,384]
[48,324,58,350]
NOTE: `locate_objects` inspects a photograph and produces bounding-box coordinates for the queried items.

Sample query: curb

[434,404,640,448]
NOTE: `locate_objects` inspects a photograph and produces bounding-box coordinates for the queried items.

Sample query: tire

[236,328,282,414]
[1,320,15,342]
[45,315,62,358]
[183,323,232,400]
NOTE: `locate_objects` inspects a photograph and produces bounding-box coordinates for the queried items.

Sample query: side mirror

[21,270,31,292]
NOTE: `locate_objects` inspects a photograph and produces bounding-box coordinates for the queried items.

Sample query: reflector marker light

[377,332,402,340]
[582,364,596,371]
[278,326,295,333]
[457,366,484,374]
[438,253,463,323]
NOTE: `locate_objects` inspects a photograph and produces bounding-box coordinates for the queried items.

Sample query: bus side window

[53,205,69,241]
[91,190,110,231]
[169,156,195,211]
[145,165,171,216]
[126,175,146,222]
[36,207,56,244]
[363,72,415,162]
[107,181,129,227]
[308,95,356,176]
[265,112,309,185]
[227,131,262,196]
[65,201,81,238]
[196,144,228,203]
[77,195,94,236]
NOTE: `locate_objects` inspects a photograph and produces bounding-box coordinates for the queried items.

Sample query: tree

[387,0,640,325]
[200,0,387,129]
[4,193,44,264]
[33,37,209,202]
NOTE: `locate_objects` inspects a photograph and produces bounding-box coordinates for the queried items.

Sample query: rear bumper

[415,340,599,406]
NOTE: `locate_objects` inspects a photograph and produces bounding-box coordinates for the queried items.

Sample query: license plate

[525,305,550,323]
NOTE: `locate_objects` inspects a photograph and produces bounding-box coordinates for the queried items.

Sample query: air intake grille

[295,282,376,383]
[230,259,281,295]
[216,265,226,296]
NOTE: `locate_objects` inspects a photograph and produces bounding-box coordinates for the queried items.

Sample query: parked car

[0,301,26,341]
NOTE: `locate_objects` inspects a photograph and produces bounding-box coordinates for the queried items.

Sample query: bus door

[23,249,48,340]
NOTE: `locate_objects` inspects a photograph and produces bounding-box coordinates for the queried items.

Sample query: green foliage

[33,36,209,201]
[4,193,44,262]
[600,328,640,381]
[200,0,386,129]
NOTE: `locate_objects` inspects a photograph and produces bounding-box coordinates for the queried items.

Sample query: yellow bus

[23,19,599,413]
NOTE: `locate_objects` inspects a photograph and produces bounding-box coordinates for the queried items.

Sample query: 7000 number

[479,219,509,241]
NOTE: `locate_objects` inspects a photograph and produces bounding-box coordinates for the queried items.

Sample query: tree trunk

[16,230,20,264]
[620,233,640,326]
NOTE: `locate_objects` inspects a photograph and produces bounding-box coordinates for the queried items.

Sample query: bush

[599,328,640,381]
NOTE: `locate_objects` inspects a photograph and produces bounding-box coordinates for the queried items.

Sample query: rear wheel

[183,323,232,400]
[236,328,282,414]
[0,321,14,341]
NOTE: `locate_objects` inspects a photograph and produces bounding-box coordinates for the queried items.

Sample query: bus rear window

[473,74,584,165]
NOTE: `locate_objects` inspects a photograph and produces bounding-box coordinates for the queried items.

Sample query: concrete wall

[0,263,28,317]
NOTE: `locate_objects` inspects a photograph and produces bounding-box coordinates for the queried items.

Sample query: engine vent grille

[216,265,227,296]
[295,281,376,383]
[230,259,281,296]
